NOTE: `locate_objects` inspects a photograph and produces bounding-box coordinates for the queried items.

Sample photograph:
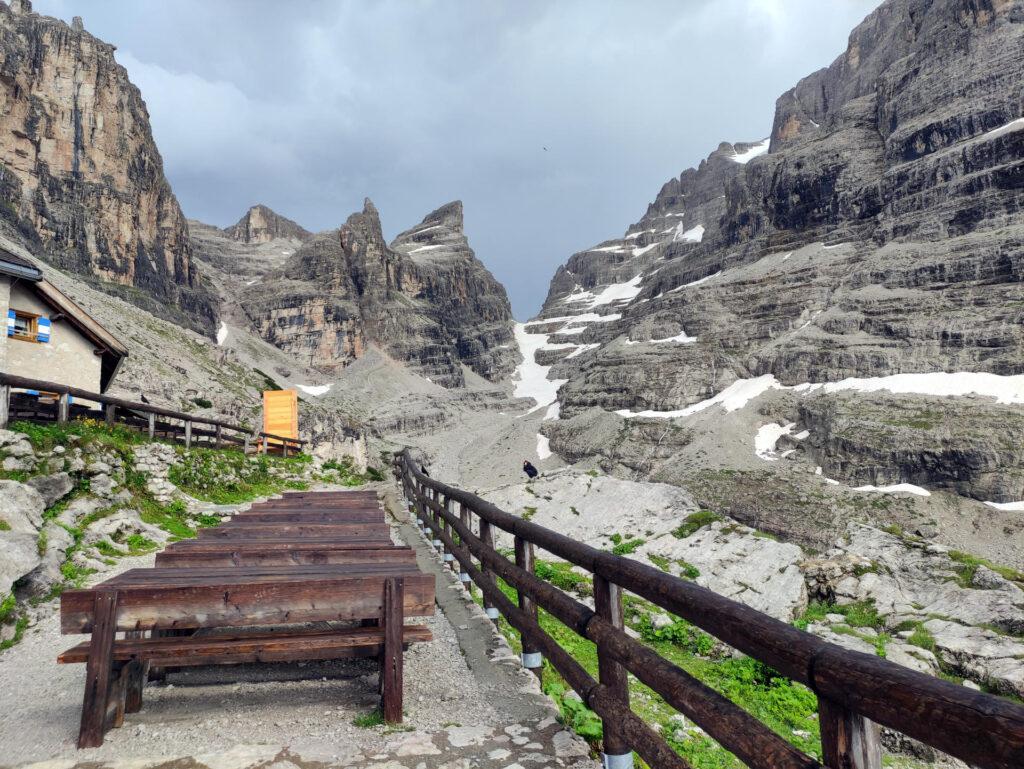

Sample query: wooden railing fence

[0,372,304,455]
[393,448,1024,769]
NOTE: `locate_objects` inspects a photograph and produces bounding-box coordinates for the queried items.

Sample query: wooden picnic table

[59,489,434,748]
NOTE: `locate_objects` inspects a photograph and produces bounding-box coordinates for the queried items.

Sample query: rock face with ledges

[0,1,217,333]
[241,199,516,387]
[527,0,1024,502]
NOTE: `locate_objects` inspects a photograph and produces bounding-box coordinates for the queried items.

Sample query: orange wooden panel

[263,390,298,440]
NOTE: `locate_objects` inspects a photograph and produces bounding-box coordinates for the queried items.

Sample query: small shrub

[677,559,701,579]
[0,519,10,532]
[191,397,213,409]
[611,537,644,556]
[522,506,537,521]
[671,510,722,539]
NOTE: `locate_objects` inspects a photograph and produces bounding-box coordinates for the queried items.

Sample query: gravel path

[0,486,595,769]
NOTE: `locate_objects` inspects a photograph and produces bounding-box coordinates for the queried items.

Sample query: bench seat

[59,624,431,666]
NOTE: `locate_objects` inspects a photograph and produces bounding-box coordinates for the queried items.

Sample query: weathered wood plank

[381,577,404,723]
[61,573,435,634]
[77,590,118,748]
[59,625,432,665]
[155,548,416,568]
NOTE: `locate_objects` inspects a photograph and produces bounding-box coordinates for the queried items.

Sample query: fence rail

[393,448,1024,769]
[0,372,304,455]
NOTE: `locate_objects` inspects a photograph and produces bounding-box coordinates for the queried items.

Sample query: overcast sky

[35,0,878,318]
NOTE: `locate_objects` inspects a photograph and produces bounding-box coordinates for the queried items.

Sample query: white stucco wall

[5,281,102,392]
[0,276,10,374]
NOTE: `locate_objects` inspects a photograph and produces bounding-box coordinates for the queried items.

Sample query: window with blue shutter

[7,309,44,341]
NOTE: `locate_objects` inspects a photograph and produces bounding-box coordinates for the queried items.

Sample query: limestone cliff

[240,199,516,387]
[0,0,216,332]
[530,0,1024,502]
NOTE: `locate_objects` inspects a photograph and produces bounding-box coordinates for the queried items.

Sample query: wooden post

[479,518,499,623]
[595,574,632,766]
[458,502,474,593]
[381,576,404,723]
[0,384,8,429]
[442,495,456,569]
[214,424,222,449]
[104,402,116,426]
[122,630,145,715]
[261,435,268,455]
[77,590,119,748]
[514,536,542,682]
[147,412,155,440]
[184,420,192,449]
[282,440,289,458]
[58,392,69,423]
[819,697,882,769]
[432,490,444,553]
[243,434,250,455]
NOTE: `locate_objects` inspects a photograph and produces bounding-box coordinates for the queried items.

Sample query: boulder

[89,473,118,499]
[0,531,42,597]
[0,480,45,533]
[26,472,74,508]
[54,495,106,528]
[82,509,168,547]
[646,520,808,621]
[22,522,74,596]
[831,525,1024,635]
[923,619,1024,698]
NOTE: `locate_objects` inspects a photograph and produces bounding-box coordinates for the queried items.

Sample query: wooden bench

[59,565,434,747]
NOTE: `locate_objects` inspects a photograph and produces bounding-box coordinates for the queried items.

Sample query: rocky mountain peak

[241,200,516,386]
[225,204,311,244]
[421,200,464,233]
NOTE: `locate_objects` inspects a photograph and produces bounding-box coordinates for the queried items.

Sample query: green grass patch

[480,574,820,767]
[352,709,385,728]
[10,418,146,454]
[671,511,722,540]
[535,560,592,596]
[169,447,311,504]
[522,506,537,521]
[649,554,671,572]
[948,550,1024,587]
[0,519,10,531]
[796,600,883,631]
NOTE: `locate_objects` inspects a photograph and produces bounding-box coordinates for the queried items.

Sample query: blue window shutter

[36,317,50,343]
[6,309,13,337]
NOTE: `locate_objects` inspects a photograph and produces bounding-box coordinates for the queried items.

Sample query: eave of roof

[0,249,42,281]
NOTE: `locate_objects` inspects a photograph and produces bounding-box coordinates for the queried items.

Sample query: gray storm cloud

[33,0,879,317]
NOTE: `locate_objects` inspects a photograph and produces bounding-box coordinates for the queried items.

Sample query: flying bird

[542,146,549,151]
